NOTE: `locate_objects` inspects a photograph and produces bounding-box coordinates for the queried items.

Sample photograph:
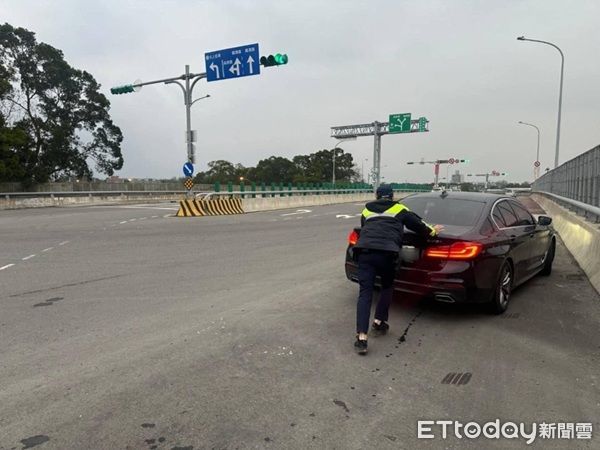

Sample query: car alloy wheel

[499,266,511,308]
[490,262,512,314]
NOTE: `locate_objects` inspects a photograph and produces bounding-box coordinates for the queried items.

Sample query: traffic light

[260,53,289,67]
[110,84,135,95]
[459,159,470,163]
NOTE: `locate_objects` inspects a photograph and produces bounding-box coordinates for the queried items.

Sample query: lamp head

[517,36,525,41]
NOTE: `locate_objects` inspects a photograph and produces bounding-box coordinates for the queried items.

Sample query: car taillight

[348,230,359,246]
[425,241,483,260]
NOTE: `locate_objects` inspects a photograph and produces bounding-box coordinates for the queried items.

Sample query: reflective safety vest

[361,203,408,221]
[361,203,437,236]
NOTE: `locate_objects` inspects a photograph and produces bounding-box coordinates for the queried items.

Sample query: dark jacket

[354,199,436,253]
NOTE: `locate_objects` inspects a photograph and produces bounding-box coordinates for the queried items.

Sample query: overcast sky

[2,0,599,183]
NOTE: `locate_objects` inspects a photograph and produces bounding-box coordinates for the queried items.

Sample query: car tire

[489,261,513,315]
[539,239,555,276]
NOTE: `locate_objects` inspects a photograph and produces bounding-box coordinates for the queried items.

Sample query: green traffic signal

[110,84,135,95]
[260,53,289,67]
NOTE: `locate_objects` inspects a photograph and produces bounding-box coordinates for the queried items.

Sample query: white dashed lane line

[1,240,70,272]
[119,221,127,224]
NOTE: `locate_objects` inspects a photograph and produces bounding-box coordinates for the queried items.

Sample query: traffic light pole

[162,65,208,165]
[406,159,468,189]
[112,66,208,165]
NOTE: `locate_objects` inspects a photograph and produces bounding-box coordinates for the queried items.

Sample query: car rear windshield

[401,197,485,226]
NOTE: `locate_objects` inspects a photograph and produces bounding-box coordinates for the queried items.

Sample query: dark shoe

[354,338,368,355]
[371,321,389,336]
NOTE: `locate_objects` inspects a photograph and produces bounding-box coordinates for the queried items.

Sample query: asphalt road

[0,199,599,450]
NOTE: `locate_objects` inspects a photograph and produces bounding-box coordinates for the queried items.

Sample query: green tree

[0,23,123,183]
[292,148,357,183]
[253,156,297,183]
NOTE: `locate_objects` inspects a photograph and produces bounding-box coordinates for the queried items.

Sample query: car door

[510,200,550,272]
[491,200,535,284]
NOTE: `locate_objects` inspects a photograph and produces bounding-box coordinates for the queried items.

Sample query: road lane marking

[59,241,69,246]
[94,205,179,210]
[281,209,312,216]
[140,217,147,220]
[151,215,158,218]
[0,264,15,271]
[22,255,36,260]
[42,247,54,252]
[129,218,137,222]
[119,221,127,224]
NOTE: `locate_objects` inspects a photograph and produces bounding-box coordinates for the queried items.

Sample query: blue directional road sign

[205,43,260,82]
[183,162,194,177]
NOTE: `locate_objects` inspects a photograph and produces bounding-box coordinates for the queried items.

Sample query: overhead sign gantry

[331,113,429,190]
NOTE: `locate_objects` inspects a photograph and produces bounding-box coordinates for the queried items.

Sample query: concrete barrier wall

[0,194,182,209]
[532,194,600,294]
[241,192,413,212]
[0,192,416,211]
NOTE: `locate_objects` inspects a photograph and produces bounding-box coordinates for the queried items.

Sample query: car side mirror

[537,215,552,226]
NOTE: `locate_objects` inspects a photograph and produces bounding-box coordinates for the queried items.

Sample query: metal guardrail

[534,190,600,223]
[2,188,428,202]
[200,188,425,199]
[1,190,186,200]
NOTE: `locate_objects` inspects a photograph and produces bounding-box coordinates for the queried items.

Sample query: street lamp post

[517,36,564,169]
[332,137,356,188]
[518,121,541,180]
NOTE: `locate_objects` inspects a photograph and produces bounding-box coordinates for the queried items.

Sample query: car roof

[403,191,510,203]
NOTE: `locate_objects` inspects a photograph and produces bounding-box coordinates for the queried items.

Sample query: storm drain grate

[442,372,472,385]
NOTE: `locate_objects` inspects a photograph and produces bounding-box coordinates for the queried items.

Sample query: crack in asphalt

[6,274,128,299]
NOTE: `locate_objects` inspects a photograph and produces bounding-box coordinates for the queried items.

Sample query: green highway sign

[418,116,427,132]
[389,113,412,133]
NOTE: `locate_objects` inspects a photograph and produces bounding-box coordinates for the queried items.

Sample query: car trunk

[352,224,476,271]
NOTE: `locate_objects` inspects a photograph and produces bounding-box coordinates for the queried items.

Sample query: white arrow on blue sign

[183,162,194,177]
[205,43,260,82]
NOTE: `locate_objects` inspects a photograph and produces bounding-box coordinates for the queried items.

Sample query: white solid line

[129,218,137,222]
[140,217,147,220]
[59,241,69,246]
[0,264,15,271]
[120,221,127,224]
[163,214,172,218]
[42,247,54,252]
[22,254,36,260]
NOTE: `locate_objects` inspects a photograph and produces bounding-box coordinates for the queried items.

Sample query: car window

[492,207,506,228]
[510,201,535,226]
[401,197,484,226]
[494,201,519,228]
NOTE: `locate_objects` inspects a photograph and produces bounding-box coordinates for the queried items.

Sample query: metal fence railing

[533,145,600,208]
[199,188,426,200]
[1,191,186,200]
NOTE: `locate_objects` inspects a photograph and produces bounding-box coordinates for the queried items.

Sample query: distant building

[451,170,464,184]
[106,176,126,183]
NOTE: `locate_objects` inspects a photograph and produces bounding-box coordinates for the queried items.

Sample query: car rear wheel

[489,262,512,314]
[539,239,555,276]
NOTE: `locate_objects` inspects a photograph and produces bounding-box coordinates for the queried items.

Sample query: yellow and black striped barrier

[176,198,244,217]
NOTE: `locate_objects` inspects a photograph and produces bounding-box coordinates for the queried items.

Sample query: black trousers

[356,250,397,334]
